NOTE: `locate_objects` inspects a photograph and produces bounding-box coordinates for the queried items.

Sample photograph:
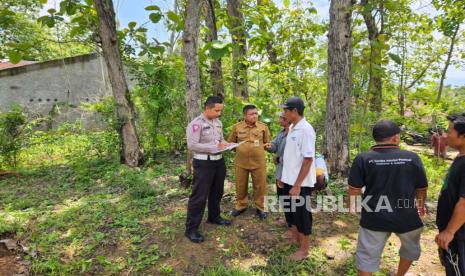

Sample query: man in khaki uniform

[228,105,271,219]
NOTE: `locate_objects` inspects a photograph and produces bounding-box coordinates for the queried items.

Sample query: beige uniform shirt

[227,121,271,169]
[186,114,225,154]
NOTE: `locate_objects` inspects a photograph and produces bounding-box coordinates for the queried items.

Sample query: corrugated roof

[0,60,38,70]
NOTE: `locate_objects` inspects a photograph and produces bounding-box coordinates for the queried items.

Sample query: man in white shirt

[280,96,316,261]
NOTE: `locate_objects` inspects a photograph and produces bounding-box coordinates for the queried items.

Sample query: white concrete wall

[0,54,111,115]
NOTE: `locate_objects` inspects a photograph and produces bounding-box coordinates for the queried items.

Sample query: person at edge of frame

[436,114,465,276]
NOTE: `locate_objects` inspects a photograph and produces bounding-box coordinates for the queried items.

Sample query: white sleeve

[300,128,315,158]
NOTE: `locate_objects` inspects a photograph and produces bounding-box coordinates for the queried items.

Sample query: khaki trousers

[234,166,267,211]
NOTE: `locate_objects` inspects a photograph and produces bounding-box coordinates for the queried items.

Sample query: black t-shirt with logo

[348,146,428,233]
[436,156,465,240]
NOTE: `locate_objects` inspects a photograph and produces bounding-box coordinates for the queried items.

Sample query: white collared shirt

[281,118,316,187]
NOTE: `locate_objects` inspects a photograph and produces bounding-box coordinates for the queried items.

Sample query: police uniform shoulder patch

[190,116,203,133]
[191,123,201,133]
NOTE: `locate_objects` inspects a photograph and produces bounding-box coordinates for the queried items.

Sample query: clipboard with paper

[212,141,246,154]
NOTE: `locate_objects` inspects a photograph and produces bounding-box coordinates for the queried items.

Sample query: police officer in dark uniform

[185,96,232,243]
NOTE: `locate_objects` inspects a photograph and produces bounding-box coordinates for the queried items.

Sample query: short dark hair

[372,120,401,142]
[242,104,257,114]
[284,107,304,116]
[447,114,465,136]
[204,96,223,109]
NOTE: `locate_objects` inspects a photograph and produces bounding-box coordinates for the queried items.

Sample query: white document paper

[212,141,246,154]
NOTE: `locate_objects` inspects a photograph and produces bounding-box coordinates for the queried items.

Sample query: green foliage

[200,265,248,276]
[129,55,187,159]
[0,105,28,168]
[1,1,93,62]
[205,40,232,60]
[82,96,121,132]
[419,153,449,201]
[128,180,157,199]
[0,129,188,274]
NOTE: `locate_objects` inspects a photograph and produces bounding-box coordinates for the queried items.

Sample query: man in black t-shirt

[436,114,465,276]
[348,120,428,276]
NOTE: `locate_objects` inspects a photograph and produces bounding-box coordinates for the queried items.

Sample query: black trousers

[276,185,291,228]
[439,239,465,276]
[282,184,313,236]
[185,158,226,233]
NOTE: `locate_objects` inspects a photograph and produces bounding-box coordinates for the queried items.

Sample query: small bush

[0,105,28,168]
[128,182,157,199]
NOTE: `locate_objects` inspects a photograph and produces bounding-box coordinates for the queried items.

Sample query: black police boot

[207,216,232,226]
[231,208,247,217]
[184,231,205,243]
[256,209,268,219]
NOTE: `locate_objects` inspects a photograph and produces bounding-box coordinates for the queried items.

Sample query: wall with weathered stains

[0,54,127,130]
[0,54,111,113]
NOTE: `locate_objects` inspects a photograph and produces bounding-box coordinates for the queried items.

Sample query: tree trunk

[324,0,353,176]
[398,27,432,117]
[204,0,225,98]
[183,0,202,182]
[436,23,460,104]
[361,0,383,114]
[257,0,278,65]
[94,0,143,167]
[168,0,179,55]
[398,31,407,117]
[183,0,202,122]
[227,0,248,98]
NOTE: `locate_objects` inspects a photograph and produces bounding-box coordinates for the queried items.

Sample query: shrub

[0,105,28,168]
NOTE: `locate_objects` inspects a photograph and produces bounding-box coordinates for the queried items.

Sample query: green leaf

[388,53,402,65]
[145,5,161,11]
[211,40,230,49]
[47,8,56,14]
[175,22,184,32]
[383,0,396,10]
[209,41,231,60]
[149,13,162,24]
[283,0,290,8]
[8,51,22,64]
[128,21,137,29]
[308,7,317,14]
[38,16,56,28]
[143,64,156,74]
[166,11,179,23]
[149,46,165,54]
[17,42,31,51]
[0,9,15,26]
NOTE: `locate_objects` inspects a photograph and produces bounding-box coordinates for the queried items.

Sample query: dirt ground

[139,178,446,275]
[0,233,28,276]
[0,145,450,275]
[162,207,445,275]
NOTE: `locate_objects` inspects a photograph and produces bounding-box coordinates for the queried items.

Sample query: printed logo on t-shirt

[368,158,412,166]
